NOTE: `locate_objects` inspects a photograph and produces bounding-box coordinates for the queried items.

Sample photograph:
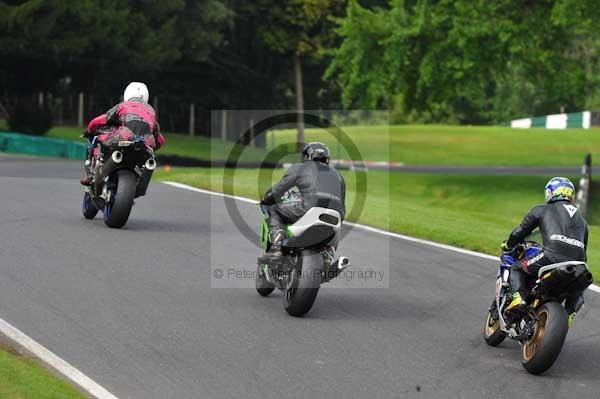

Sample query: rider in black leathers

[503,177,588,323]
[261,142,346,261]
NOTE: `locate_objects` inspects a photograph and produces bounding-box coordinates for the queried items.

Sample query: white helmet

[123,82,149,102]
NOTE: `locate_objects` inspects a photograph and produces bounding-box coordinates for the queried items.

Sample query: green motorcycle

[256,204,350,317]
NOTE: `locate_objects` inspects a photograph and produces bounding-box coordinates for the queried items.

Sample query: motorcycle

[255,204,350,317]
[81,128,157,228]
[483,241,593,374]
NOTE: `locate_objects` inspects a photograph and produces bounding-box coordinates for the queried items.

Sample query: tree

[254,0,344,147]
[326,0,599,124]
[0,0,232,94]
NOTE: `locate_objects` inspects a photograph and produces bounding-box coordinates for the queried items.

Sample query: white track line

[343,221,498,261]
[0,318,119,399]
[163,180,600,293]
[163,181,258,204]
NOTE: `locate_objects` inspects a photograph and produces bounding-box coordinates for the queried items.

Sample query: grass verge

[268,124,600,166]
[155,167,599,277]
[46,124,600,166]
[588,181,600,226]
[0,343,85,398]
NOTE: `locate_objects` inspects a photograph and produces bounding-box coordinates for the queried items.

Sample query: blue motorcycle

[484,241,593,374]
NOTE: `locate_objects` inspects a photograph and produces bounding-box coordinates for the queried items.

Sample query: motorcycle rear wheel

[521,302,568,375]
[283,249,321,317]
[104,170,136,228]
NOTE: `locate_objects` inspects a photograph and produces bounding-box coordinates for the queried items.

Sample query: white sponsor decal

[563,204,578,217]
[525,252,544,266]
[316,192,341,201]
[550,234,585,248]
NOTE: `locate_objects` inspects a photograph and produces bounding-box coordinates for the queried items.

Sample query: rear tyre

[82,192,98,219]
[104,170,136,228]
[255,263,275,297]
[484,300,506,347]
[283,249,321,317]
[521,302,568,375]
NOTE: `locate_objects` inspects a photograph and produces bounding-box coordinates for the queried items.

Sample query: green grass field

[45,124,600,166]
[267,125,600,166]
[0,344,85,398]
[155,167,599,277]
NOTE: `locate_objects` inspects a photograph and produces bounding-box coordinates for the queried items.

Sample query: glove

[262,190,275,205]
[500,240,512,252]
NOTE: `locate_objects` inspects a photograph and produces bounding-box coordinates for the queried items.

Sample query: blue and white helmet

[544,177,575,203]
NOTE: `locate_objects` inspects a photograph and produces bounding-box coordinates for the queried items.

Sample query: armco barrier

[0,132,87,160]
[0,132,274,168]
[510,111,591,129]
[0,132,273,168]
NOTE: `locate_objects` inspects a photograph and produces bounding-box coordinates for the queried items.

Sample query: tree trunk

[189,103,195,136]
[294,52,305,150]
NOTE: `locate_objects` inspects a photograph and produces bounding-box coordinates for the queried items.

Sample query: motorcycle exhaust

[335,257,350,271]
[322,256,350,283]
[145,158,156,170]
[112,151,123,163]
[559,264,577,275]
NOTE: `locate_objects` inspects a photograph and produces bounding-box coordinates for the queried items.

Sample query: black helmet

[302,142,330,164]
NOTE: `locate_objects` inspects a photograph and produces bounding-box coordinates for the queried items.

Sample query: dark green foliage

[4,0,600,125]
[0,1,345,125]
[326,0,600,124]
[253,0,344,56]
[8,103,53,135]
[0,0,232,95]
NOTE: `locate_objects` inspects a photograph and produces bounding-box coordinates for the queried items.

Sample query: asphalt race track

[1,154,599,399]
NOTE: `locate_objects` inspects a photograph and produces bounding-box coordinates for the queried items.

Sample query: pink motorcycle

[82,126,157,228]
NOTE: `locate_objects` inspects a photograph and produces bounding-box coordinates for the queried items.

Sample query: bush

[8,103,53,135]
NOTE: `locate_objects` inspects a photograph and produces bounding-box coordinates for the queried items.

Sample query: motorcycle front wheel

[483,300,506,347]
[283,249,321,317]
[104,169,136,228]
[521,302,568,375]
[82,192,99,219]
[255,263,275,297]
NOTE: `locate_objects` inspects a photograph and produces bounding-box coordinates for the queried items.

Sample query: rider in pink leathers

[80,82,165,185]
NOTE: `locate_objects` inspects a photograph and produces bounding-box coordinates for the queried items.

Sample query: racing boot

[258,229,285,264]
[505,292,526,314]
[568,313,577,328]
[566,294,584,328]
[80,160,93,186]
